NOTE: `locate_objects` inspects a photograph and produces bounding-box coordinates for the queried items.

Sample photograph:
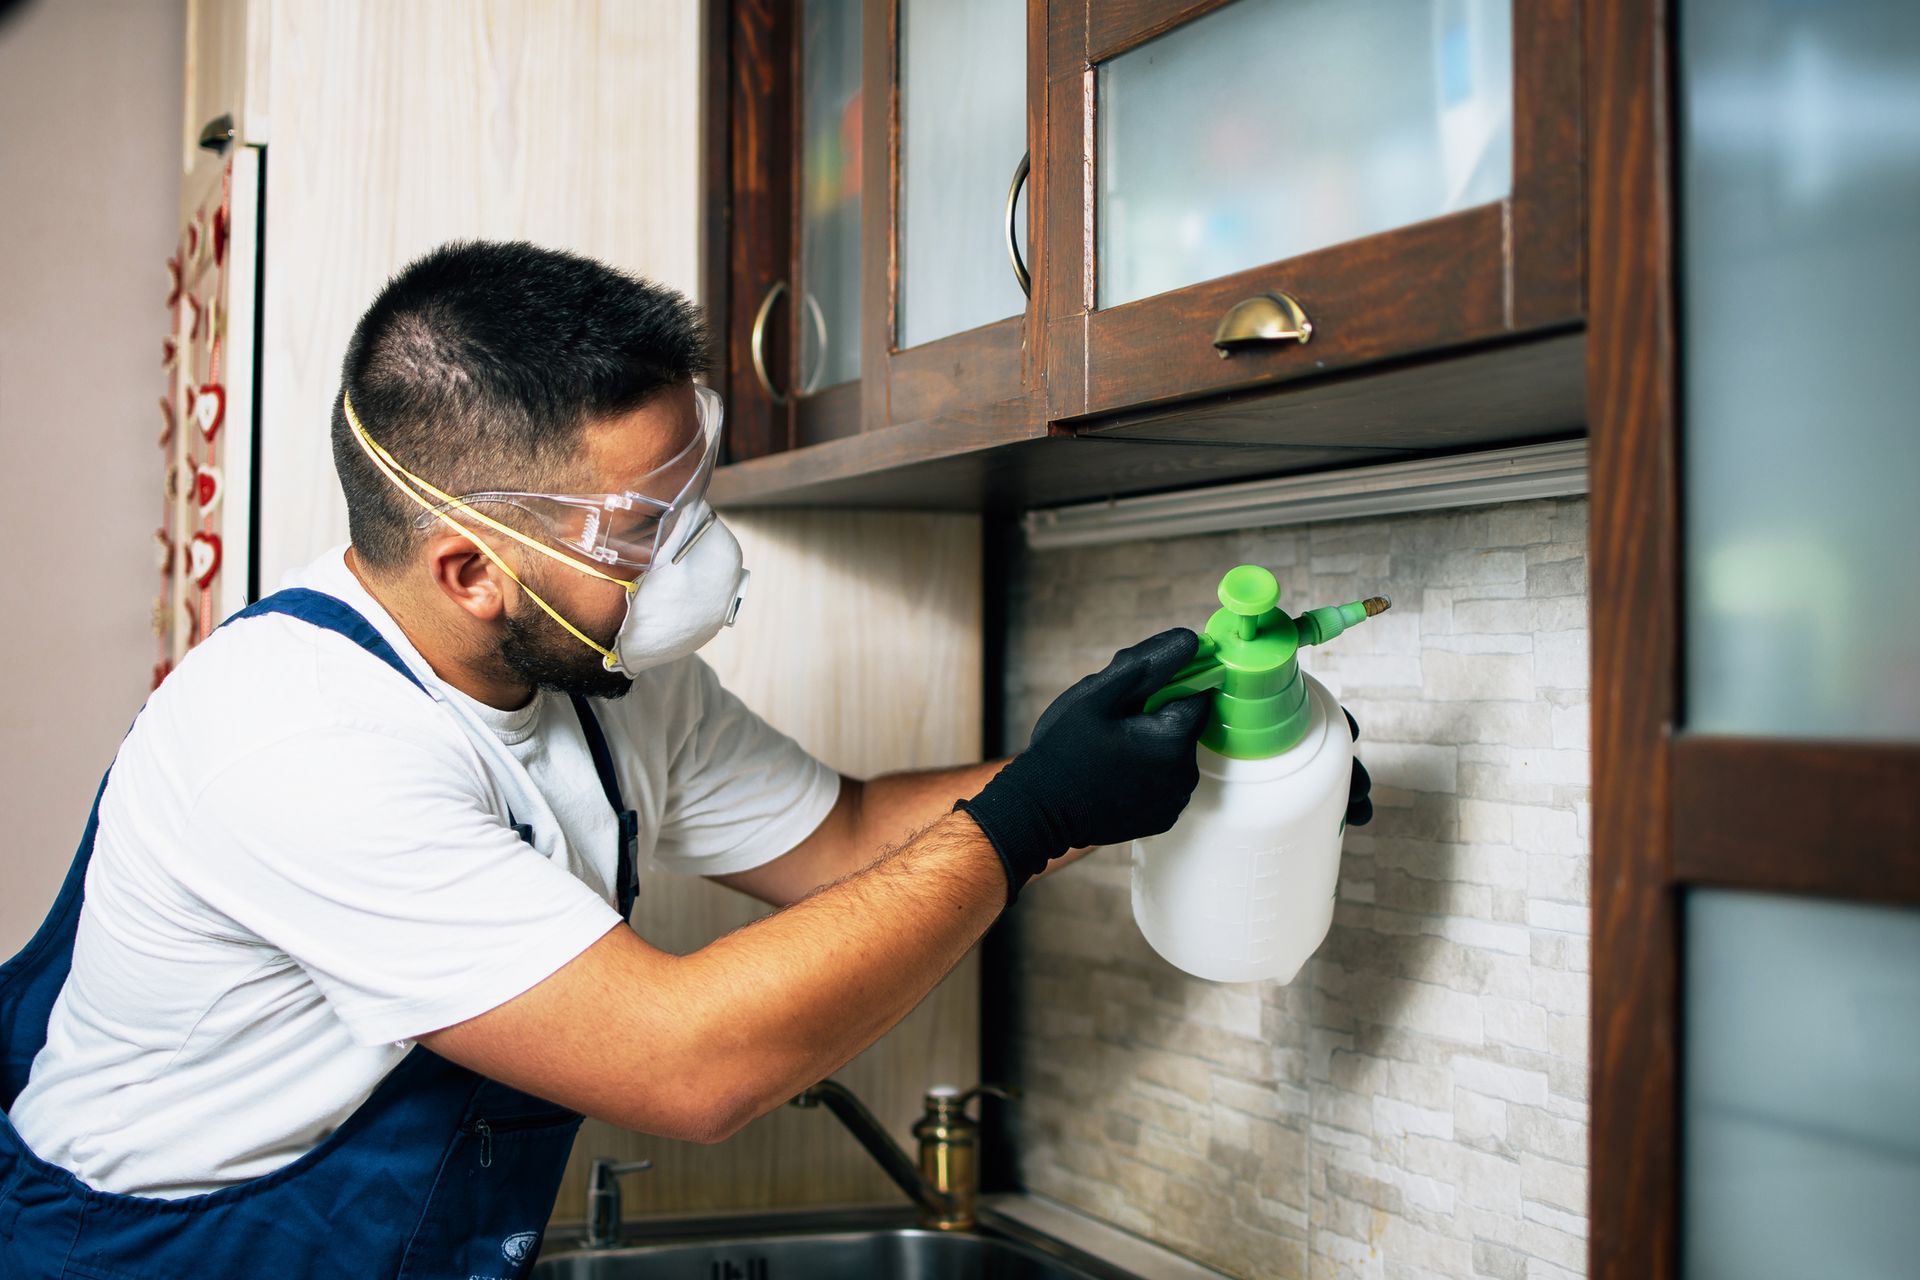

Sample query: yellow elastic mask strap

[343,393,636,671]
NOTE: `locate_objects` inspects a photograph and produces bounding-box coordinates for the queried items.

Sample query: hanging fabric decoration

[194,464,223,518]
[187,531,222,589]
[193,384,225,441]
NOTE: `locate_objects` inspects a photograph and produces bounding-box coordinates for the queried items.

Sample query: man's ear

[424,533,512,622]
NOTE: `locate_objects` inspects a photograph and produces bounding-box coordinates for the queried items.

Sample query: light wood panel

[549,510,986,1222]
[254,0,703,589]
[180,0,267,195]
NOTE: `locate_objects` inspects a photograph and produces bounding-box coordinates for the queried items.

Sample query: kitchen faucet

[584,1155,653,1249]
[790,1078,1017,1230]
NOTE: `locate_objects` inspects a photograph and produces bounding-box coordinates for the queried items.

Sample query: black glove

[1344,707,1373,829]
[957,628,1211,905]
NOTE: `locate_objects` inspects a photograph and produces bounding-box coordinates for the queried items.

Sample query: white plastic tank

[1129,566,1387,984]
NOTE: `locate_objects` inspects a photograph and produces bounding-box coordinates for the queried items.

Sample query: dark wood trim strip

[857,0,894,434]
[699,0,732,403]
[1586,0,1681,1273]
[719,0,795,462]
[1086,0,1236,65]
[1673,737,1920,903]
[1508,0,1587,330]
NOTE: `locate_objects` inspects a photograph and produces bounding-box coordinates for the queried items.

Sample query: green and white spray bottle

[1133,565,1390,984]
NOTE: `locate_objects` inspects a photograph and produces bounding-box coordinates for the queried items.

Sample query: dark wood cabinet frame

[1046,0,1583,424]
[709,0,1591,511]
[1585,1,1920,1276]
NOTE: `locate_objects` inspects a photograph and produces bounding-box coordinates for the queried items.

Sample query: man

[0,241,1367,1278]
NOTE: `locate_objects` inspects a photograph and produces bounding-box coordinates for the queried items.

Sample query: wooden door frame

[1585,1,1920,1275]
[704,0,795,463]
[857,0,1043,441]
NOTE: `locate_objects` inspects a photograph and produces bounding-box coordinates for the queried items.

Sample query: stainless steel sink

[534,1200,1225,1280]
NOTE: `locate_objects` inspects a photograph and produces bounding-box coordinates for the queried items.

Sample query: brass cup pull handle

[1004,151,1032,298]
[750,279,790,405]
[1213,291,1313,358]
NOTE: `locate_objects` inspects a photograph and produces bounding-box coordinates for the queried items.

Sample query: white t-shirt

[9,547,839,1198]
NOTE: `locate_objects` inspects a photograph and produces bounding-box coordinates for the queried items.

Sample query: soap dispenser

[1132,565,1389,984]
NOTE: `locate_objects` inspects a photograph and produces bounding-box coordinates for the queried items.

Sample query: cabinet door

[717,0,864,459]
[865,0,1040,436]
[1043,0,1581,423]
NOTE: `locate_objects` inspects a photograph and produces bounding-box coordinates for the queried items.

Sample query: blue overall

[0,589,640,1279]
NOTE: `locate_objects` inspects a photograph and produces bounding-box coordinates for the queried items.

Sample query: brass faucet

[791,1079,1018,1230]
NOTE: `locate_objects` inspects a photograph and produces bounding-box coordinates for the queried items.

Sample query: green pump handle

[1137,564,1390,757]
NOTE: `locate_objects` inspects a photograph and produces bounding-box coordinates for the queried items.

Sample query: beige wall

[0,0,184,954]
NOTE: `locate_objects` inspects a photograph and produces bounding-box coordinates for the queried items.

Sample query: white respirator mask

[604,501,749,674]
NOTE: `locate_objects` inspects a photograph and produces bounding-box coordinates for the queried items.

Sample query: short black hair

[330,240,712,570]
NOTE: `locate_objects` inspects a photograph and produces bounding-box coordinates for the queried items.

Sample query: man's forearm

[852,760,1007,861]
[681,811,1004,1134]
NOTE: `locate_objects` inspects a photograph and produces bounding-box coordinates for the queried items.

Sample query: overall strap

[224,588,427,694]
[569,695,639,919]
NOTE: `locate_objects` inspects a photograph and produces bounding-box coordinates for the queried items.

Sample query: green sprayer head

[1142,565,1390,760]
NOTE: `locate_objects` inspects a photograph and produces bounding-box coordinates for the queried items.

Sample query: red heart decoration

[188,531,222,589]
[194,464,223,516]
[185,218,199,259]
[166,255,181,307]
[151,659,172,691]
[158,396,175,448]
[213,206,230,266]
[194,384,226,441]
[163,337,177,369]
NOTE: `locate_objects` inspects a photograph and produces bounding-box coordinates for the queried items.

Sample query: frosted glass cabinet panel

[1680,0,1920,738]
[1096,0,1513,308]
[798,0,863,392]
[897,0,1028,349]
[1684,890,1920,1279]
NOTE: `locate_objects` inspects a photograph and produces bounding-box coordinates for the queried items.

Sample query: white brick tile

[1374,1096,1456,1140]
[1452,1055,1551,1105]
[1423,650,1536,702]
[1530,968,1587,1017]
[1519,1153,1587,1215]
[1526,900,1590,935]
[1485,997,1553,1052]
[1533,630,1590,691]
[1512,806,1581,856]
[1440,916,1532,956]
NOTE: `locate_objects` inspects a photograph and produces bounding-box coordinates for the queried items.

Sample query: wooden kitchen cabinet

[1046,0,1582,424]
[712,0,1048,475]
[709,0,1586,511]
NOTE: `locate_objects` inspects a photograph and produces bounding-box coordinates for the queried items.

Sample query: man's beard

[496,592,633,701]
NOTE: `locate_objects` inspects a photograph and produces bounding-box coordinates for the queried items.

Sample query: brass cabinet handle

[1213,291,1313,358]
[749,279,790,405]
[1004,151,1031,298]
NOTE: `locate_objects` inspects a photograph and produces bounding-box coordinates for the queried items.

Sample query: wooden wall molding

[1585,0,1681,1273]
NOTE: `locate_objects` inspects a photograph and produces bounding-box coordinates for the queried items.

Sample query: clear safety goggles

[410,383,726,571]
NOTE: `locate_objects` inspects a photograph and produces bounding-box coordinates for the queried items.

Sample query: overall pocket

[395,1105,581,1280]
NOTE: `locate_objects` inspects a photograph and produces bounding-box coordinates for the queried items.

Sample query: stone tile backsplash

[998,497,1589,1279]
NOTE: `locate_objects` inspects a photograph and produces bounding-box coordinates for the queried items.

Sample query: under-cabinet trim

[1020,438,1587,549]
